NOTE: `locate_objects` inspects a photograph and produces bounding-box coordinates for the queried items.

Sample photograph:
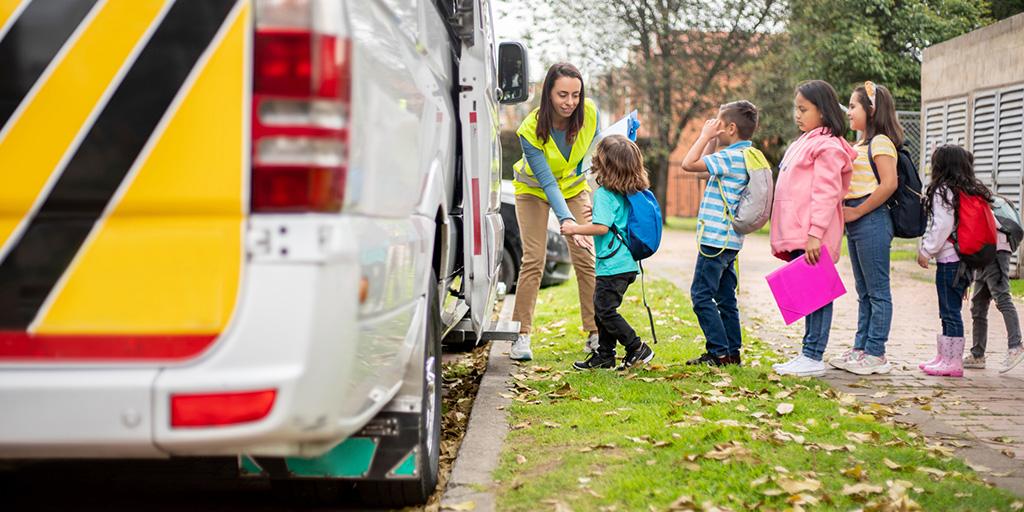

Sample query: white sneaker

[1001,346,1024,374]
[828,349,863,370]
[775,355,827,377]
[583,333,600,354]
[844,354,892,375]
[773,354,802,372]
[510,334,533,361]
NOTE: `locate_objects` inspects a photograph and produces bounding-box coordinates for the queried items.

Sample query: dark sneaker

[573,353,615,370]
[616,342,654,371]
[723,353,742,366]
[686,352,727,366]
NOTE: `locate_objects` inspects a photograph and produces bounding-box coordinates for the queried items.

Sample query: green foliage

[746,0,991,158]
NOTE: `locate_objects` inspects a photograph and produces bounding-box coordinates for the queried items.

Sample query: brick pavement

[647,228,1024,496]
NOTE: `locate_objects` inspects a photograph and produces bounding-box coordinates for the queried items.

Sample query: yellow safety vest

[512,98,598,201]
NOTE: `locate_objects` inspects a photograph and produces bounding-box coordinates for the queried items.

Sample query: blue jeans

[937,262,968,337]
[789,249,833,361]
[844,196,894,357]
[690,246,741,357]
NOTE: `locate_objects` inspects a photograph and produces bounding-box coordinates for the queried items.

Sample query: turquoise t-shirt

[592,187,639,276]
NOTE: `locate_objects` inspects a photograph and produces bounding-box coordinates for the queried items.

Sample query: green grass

[1011,279,1024,299]
[494,276,1020,511]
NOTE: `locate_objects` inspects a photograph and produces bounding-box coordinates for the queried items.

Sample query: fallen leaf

[777,477,821,494]
[883,458,903,471]
[776,403,795,416]
[842,465,866,481]
[841,483,883,496]
[442,501,476,511]
[516,454,527,465]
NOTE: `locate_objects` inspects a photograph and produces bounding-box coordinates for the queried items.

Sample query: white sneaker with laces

[773,354,802,372]
[1001,346,1024,374]
[828,349,863,370]
[845,354,892,375]
[510,334,533,361]
[775,355,827,377]
[583,333,600,354]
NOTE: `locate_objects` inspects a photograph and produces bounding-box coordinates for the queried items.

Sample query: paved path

[647,228,1024,496]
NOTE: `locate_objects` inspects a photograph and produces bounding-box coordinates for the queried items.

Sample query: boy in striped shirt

[680,101,760,366]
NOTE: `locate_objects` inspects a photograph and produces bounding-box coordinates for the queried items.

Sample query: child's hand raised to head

[699,118,726,141]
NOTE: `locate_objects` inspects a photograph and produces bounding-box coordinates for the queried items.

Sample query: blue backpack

[605,189,662,260]
[598,189,662,342]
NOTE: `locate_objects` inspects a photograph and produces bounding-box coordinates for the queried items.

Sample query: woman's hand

[843,206,863,223]
[917,253,930,269]
[805,235,823,265]
[560,220,578,236]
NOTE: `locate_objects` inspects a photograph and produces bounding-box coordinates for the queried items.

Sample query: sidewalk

[647,228,1024,495]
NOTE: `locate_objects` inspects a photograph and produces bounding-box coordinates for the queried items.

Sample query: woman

[509,63,600,361]
[828,82,901,376]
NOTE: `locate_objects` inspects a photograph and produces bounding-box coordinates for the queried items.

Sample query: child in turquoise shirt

[562,135,654,371]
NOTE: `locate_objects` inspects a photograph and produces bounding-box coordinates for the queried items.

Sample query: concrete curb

[440,298,516,512]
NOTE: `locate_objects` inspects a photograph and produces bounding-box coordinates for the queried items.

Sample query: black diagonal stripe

[0,0,237,328]
[0,0,98,132]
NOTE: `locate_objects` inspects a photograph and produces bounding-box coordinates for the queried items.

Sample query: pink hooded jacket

[770,127,857,263]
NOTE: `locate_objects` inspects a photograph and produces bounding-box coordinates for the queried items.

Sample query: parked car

[498,180,573,293]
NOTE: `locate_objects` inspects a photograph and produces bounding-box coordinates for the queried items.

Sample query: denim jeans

[936,262,968,337]
[690,247,741,357]
[844,196,894,357]
[789,249,834,361]
[594,272,640,358]
[971,252,1023,357]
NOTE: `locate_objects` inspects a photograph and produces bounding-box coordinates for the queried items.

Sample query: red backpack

[951,191,998,269]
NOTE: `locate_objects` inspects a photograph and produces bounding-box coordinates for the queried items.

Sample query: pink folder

[765,246,846,325]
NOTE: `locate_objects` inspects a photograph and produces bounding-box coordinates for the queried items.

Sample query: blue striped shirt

[697,141,752,250]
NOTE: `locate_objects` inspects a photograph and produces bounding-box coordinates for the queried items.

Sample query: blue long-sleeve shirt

[519,111,600,222]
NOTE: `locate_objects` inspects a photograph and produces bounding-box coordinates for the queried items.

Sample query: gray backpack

[730,147,773,235]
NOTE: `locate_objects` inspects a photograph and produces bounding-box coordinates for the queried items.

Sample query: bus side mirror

[497,41,528,105]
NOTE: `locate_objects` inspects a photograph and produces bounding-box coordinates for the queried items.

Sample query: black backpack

[868,138,926,238]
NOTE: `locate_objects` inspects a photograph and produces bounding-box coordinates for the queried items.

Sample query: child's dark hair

[719,100,759,140]
[923,145,992,219]
[593,135,649,194]
[853,83,904,147]
[796,80,848,137]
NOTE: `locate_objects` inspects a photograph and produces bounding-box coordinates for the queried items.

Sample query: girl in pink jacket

[771,80,857,377]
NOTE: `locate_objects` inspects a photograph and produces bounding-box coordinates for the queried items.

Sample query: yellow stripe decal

[37,2,248,334]
[0,0,166,251]
[0,0,23,33]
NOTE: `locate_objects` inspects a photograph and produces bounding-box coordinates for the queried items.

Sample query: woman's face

[794,92,822,133]
[847,92,869,132]
[550,76,582,119]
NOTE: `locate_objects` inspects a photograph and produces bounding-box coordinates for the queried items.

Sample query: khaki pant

[512,192,597,334]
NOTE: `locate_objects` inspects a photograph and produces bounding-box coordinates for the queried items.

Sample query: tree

[745,0,991,157]
[509,0,786,221]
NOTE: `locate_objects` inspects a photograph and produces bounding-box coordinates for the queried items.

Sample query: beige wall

[921,13,1024,103]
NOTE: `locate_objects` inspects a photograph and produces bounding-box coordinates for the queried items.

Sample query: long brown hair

[536,63,585,145]
[924,145,992,220]
[854,83,905,147]
[593,135,649,194]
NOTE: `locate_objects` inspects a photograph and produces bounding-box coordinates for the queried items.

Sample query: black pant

[594,272,640,357]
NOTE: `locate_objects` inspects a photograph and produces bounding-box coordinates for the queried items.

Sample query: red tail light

[252,2,350,213]
[171,389,277,427]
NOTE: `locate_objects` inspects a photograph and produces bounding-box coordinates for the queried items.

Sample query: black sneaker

[686,352,727,366]
[573,352,616,370]
[616,342,654,371]
[723,353,742,366]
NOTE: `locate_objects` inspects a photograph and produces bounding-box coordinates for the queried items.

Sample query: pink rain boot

[919,334,944,370]
[924,336,965,377]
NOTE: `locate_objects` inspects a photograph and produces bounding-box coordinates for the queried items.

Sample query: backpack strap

[638,260,658,344]
[697,177,734,258]
[596,225,629,260]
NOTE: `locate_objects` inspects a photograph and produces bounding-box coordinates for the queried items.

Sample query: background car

[499,180,573,293]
